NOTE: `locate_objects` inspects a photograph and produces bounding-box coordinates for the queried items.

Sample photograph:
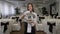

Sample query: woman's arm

[33,13,37,26]
[20,14,25,19]
[20,11,28,19]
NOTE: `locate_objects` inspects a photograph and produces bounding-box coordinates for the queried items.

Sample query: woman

[20,3,37,34]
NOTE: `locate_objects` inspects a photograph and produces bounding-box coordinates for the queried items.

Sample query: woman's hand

[33,23,36,26]
[33,22,37,26]
[28,19,33,23]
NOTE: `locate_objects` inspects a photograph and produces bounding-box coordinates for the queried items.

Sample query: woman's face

[28,4,33,12]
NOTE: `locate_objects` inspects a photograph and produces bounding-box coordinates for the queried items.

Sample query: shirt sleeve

[20,11,29,19]
[33,13,37,24]
[23,11,27,16]
[23,11,30,16]
[22,11,29,21]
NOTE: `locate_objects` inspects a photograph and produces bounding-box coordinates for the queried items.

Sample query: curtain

[0,1,15,17]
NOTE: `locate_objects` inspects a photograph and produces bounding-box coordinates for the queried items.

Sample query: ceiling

[0,0,25,1]
[2,0,55,4]
[0,0,56,7]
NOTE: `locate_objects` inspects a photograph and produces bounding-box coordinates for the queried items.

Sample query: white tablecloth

[42,19,60,34]
[0,19,15,34]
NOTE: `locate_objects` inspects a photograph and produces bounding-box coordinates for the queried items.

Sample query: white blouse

[23,11,37,24]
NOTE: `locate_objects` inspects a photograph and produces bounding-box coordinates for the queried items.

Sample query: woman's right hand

[28,19,33,23]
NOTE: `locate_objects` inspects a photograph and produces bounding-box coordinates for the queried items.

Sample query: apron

[24,22,35,34]
[24,12,36,34]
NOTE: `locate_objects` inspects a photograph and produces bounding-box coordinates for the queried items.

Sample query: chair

[10,16,21,31]
[42,19,57,34]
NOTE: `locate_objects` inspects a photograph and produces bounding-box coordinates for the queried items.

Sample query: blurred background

[0,0,60,34]
[0,0,59,18]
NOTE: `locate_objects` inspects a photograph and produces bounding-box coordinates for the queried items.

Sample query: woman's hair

[27,3,34,12]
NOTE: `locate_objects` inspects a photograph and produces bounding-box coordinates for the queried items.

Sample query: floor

[10,23,46,34]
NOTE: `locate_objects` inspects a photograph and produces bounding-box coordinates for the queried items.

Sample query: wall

[57,0,60,16]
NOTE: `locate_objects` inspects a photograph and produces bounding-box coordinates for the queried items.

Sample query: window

[10,5,15,15]
[4,3,9,16]
[0,1,15,17]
